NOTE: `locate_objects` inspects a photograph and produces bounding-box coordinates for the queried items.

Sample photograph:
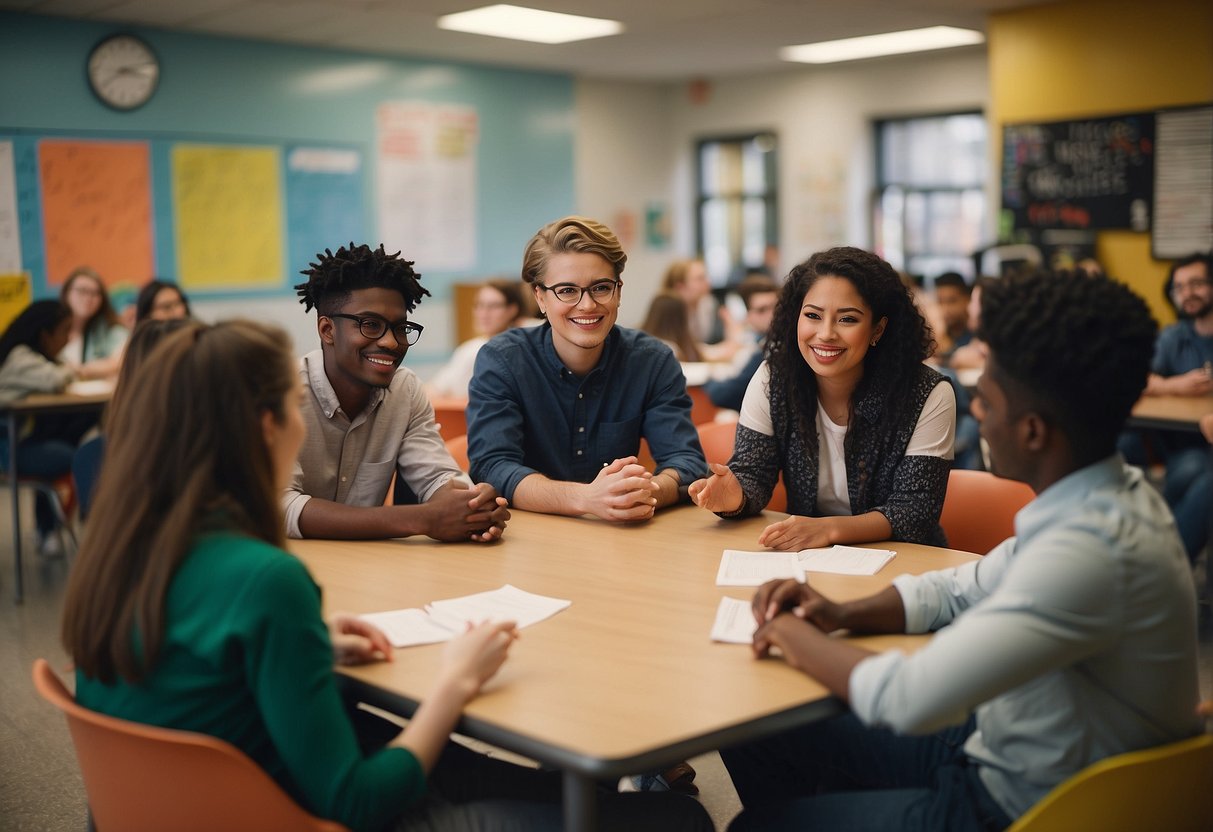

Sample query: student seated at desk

[690,247,955,550]
[133,278,191,324]
[62,320,710,832]
[58,267,128,381]
[720,269,1201,832]
[1130,252,1213,562]
[425,279,525,399]
[0,300,76,555]
[467,216,707,524]
[703,275,778,412]
[285,243,510,542]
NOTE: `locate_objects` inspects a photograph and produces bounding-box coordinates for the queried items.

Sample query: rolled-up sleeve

[281,460,311,540]
[467,345,540,501]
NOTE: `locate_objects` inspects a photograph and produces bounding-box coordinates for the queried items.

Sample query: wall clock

[87,34,160,111]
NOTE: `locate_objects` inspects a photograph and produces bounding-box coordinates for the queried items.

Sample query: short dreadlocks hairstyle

[978,269,1157,465]
[295,243,429,317]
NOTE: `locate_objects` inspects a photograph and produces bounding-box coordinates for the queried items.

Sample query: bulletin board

[1,130,366,297]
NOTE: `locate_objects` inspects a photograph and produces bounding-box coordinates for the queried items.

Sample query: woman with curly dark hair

[690,247,955,549]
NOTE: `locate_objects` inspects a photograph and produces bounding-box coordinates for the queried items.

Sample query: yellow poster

[173,144,284,288]
[0,273,31,333]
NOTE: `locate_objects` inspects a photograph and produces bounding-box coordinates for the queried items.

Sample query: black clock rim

[86,32,161,112]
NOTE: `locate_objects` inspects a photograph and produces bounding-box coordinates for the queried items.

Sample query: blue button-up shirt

[466,324,707,501]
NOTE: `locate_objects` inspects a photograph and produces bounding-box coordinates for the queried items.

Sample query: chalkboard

[1002,113,1155,231]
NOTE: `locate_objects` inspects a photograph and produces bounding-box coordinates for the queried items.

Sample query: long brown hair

[61,267,122,330]
[640,292,701,362]
[62,320,296,684]
[103,318,192,431]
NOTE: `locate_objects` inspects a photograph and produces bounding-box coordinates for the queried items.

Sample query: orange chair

[940,469,1035,555]
[687,386,719,425]
[694,420,787,512]
[445,433,470,472]
[32,659,349,832]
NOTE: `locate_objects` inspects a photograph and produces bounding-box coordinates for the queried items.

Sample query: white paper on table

[797,545,896,576]
[425,584,571,630]
[66,379,116,396]
[716,549,805,586]
[710,596,758,644]
[359,608,456,648]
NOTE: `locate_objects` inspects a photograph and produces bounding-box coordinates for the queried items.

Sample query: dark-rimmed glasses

[328,313,424,345]
[537,280,620,305]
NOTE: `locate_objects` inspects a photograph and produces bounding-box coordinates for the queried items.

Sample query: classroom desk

[1128,394,1213,434]
[290,505,976,830]
[3,386,111,603]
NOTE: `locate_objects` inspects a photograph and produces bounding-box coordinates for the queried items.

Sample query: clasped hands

[689,463,836,550]
[424,480,511,542]
[580,455,661,521]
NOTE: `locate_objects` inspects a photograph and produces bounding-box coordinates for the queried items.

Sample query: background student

[60,318,712,832]
[426,278,525,399]
[639,291,704,362]
[0,300,76,555]
[690,246,955,550]
[286,243,509,542]
[133,279,192,324]
[57,266,128,381]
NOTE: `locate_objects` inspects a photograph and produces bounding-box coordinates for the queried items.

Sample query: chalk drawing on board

[173,144,284,289]
[376,101,477,272]
[0,142,21,274]
[38,139,155,286]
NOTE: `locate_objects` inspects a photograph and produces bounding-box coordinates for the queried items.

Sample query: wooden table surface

[1128,394,1213,433]
[290,505,976,776]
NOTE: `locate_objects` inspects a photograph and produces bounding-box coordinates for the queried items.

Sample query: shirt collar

[304,349,386,420]
[1013,453,1127,543]
[538,322,620,380]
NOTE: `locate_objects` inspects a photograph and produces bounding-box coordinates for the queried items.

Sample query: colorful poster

[173,144,283,288]
[38,139,154,286]
[376,101,477,271]
[0,273,32,332]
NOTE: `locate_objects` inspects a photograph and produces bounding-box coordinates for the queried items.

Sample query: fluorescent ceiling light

[437,4,623,45]
[781,26,984,64]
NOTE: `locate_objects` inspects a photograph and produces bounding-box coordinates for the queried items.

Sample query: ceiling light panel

[437,4,623,45]
[781,25,984,64]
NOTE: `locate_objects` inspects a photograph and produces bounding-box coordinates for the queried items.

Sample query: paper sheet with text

[716,545,895,587]
[360,584,571,648]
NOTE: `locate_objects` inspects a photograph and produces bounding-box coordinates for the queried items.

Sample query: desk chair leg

[562,771,598,832]
[8,411,23,604]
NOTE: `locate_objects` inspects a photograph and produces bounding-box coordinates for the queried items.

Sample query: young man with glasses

[284,243,510,542]
[1132,251,1213,562]
[467,216,707,525]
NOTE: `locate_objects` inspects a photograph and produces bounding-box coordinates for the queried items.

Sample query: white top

[849,456,1201,819]
[426,336,487,399]
[738,362,955,513]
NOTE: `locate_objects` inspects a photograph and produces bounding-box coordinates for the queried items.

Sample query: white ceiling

[1,0,1049,81]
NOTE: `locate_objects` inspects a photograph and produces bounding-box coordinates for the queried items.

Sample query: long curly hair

[766,247,935,445]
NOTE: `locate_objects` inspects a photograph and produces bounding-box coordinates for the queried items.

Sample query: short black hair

[0,300,69,365]
[1162,252,1212,307]
[978,270,1156,464]
[933,272,970,294]
[295,243,429,317]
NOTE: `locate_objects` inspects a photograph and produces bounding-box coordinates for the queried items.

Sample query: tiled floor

[2,489,1209,832]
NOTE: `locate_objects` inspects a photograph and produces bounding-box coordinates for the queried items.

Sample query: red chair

[695,420,786,512]
[32,659,349,832]
[940,469,1035,555]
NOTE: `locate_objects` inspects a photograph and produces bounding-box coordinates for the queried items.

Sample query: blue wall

[0,12,575,304]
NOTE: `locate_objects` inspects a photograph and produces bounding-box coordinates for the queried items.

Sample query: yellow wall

[988,0,1213,324]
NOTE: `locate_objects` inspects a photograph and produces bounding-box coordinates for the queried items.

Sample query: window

[696,133,778,287]
[874,113,987,283]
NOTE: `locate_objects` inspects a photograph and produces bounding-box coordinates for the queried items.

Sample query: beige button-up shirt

[282,350,468,538]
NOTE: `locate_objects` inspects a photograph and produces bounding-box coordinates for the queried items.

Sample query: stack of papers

[716,545,896,586]
[360,584,571,648]
[709,597,759,644]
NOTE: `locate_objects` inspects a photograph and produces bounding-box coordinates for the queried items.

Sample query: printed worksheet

[360,585,571,648]
[716,549,805,586]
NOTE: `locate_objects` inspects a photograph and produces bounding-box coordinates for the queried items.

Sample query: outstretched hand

[688,462,744,513]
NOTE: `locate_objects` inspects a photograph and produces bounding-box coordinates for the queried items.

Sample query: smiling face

[65,274,104,322]
[533,251,621,375]
[796,275,886,391]
[319,287,411,407]
[148,286,188,321]
[1170,260,1213,320]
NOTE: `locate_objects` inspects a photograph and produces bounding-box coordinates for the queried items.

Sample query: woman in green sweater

[60,319,708,832]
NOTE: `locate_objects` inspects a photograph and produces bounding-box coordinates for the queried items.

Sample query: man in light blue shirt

[721,269,1201,831]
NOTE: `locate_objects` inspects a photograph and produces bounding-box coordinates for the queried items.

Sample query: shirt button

[576,449,583,456]
[341,476,347,482]
[578,426,585,433]
[578,393,583,399]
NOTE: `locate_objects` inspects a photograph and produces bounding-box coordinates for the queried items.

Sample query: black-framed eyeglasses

[537,280,620,305]
[328,313,424,346]
[1171,277,1212,295]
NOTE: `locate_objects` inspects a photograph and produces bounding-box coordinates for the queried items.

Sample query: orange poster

[39,140,154,287]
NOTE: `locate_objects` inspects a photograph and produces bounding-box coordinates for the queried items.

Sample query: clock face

[87,34,159,111]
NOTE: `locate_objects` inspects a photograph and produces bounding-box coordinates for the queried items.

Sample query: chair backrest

[445,433,470,473]
[939,469,1035,555]
[695,420,787,512]
[31,659,349,832]
[1008,734,1213,832]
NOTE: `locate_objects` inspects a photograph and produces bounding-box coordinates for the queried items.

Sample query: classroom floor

[1,489,1210,832]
